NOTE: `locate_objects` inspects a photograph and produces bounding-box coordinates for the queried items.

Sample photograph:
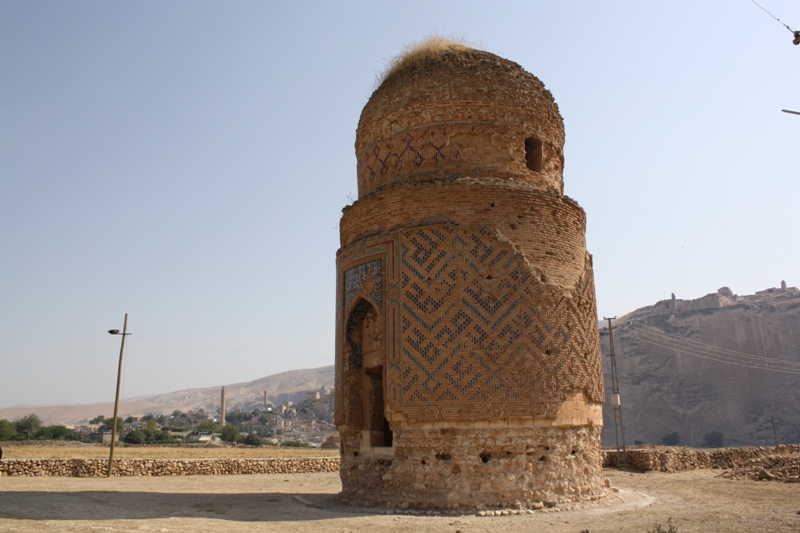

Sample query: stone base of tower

[339,421,604,511]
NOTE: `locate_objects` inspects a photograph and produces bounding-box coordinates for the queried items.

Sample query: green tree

[661,432,680,446]
[35,425,80,441]
[0,419,18,441]
[14,414,42,439]
[244,433,262,446]
[280,439,309,448]
[101,417,124,433]
[195,420,218,432]
[226,409,248,424]
[154,428,177,443]
[220,424,241,442]
[89,415,106,424]
[123,429,148,444]
[122,427,176,445]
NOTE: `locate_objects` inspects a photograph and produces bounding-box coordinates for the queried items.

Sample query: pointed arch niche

[344,297,392,448]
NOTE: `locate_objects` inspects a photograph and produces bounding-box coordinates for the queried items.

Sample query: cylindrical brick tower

[335,41,604,511]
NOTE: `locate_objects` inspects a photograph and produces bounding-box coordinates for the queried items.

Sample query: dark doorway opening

[525,136,543,171]
[345,299,392,448]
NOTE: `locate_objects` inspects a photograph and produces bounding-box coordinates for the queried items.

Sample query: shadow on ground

[0,491,362,523]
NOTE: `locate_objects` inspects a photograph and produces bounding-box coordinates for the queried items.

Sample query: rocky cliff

[600,284,800,447]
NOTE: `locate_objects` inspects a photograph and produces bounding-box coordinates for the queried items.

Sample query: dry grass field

[1,443,339,459]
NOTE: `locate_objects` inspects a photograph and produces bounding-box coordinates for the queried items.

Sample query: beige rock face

[601,286,800,448]
[335,42,604,510]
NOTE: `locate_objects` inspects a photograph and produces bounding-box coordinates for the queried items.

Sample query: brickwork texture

[335,42,604,511]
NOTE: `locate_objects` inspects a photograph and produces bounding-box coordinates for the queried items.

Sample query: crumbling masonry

[335,43,605,510]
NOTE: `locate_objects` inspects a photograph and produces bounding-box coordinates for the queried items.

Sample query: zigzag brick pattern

[392,225,602,421]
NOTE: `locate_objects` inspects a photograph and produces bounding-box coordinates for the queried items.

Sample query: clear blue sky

[1,1,798,408]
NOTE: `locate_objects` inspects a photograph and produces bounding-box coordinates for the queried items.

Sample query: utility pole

[604,316,626,464]
[107,314,130,477]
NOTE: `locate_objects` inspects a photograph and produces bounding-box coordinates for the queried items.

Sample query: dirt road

[1,468,798,532]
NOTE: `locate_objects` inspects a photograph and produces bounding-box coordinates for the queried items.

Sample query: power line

[620,327,800,375]
[750,0,795,33]
[626,327,800,371]
[628,323,800,370]
[626,332,800,374]
[134,335,331,362]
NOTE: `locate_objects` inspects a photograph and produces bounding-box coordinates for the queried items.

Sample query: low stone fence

[4,446,798,478]
[0,457,341,477]
[603,444,800,473]
[721,454,800,482]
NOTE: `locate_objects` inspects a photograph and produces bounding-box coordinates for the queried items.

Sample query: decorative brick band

[0,457,340,477]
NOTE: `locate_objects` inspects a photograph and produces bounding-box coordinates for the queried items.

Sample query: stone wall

[602,444,800,473]
[4,446,795,478]
[340,424,604,511]
[0,457,339,477]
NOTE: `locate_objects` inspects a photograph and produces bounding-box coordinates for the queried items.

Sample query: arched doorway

[344,298,392,447]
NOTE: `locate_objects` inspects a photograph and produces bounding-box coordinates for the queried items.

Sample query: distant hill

[0,365,334,426]
[600,284,800,448]
[8,284,800,447]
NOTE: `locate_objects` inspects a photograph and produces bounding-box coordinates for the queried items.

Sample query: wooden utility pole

[604,316,626,464]
[107,313,130,477]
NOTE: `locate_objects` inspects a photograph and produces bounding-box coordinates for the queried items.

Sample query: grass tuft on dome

[376,35,479,88]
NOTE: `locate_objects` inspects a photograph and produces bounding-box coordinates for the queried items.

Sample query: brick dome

[356,44,565,198]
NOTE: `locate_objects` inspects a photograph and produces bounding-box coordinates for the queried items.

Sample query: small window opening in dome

[525,137,543,172]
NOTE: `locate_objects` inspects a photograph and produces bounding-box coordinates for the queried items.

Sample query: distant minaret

[264,390,269,407]
[220,386,226,427]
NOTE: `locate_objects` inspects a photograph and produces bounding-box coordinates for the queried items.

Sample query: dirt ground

[1,466,799,533]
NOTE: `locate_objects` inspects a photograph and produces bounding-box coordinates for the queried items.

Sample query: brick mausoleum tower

[335,41,605,511]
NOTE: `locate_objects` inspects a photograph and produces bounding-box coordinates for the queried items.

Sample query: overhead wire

[622,331,800,375]
[617,322,800,375]
[626,323,800,369]
[750,0,795,33]
[625,325,800,370]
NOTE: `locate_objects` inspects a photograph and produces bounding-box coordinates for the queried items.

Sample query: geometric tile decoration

[358,127,456,195]
[336,225,603,423]
[389,225,603,421]
[344,259,382,314]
